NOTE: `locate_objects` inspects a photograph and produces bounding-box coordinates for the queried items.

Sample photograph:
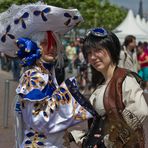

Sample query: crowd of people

[64,34,148,92]
[0,1,147,148]
[1,33,148,91]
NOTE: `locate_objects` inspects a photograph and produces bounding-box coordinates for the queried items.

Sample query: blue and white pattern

[0,2,83,56]
[15,66,92,147]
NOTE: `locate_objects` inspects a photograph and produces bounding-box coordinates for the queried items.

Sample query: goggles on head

[86,27,108,38]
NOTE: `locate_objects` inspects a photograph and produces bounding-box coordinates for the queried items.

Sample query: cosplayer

[0,2,94,148]
[71,28,148,148]
[118,35,139,73]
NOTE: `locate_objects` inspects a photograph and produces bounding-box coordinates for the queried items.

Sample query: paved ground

[0,70,17,148]
[0,68,148,148]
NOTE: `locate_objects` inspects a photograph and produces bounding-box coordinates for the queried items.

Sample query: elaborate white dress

[15,65,92,148]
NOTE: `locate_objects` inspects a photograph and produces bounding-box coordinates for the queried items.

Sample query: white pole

[3,79,10,128]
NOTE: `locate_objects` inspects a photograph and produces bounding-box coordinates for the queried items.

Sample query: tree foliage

[0,0,127,31]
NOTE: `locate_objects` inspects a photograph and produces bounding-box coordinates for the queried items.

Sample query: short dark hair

[123,35,136,47]
[82,29,121,65]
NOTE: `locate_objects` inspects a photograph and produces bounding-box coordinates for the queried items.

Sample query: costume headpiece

[16,38,41,66]
[0,2,83,56]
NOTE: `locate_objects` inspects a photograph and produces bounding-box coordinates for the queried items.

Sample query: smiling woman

[83,28,120,77]
[71,27,148,148]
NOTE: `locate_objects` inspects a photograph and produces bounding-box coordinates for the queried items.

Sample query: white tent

[113,10,148,43]
[136,14,148,34]
[141,18,148,32]
[147,21,148,26]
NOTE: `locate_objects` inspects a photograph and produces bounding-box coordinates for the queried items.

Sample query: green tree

[0,0,127,31]
[45,0,127,30]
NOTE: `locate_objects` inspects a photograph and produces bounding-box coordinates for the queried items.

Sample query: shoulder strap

[127,71,145,89]
[104,67,127,114]
[104,67,144,113]
[124,51,127,64]
[65,79,100,118]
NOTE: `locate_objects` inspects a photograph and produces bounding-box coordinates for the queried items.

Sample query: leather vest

[65,67,145,148]
[103,67,145,148]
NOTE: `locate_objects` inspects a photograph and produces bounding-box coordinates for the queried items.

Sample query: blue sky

[109,0,148,17]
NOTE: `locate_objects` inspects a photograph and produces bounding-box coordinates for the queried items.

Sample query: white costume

[0,2,93,148]
[15,65,91,147]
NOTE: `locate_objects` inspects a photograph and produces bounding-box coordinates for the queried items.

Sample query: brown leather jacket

[103,67,145,148]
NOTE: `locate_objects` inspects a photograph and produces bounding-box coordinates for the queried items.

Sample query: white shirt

[72,76,148,147]
[90,76,148,127]
[118,47,139,73]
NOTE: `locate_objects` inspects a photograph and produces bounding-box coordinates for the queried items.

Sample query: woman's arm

[122,76,148,130]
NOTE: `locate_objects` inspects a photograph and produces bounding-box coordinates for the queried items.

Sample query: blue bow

[16,38,42,66]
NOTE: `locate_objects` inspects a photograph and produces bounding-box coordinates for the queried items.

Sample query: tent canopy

[113,10,148,43]
[136,14,148,34]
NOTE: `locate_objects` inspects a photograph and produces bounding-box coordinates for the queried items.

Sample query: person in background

[11,57,21,81]
[74,47,88,90]
[71,27,148,148]
[66,41,76,73]
[137,42,148,92]
[0,52,12,72]
[118,35,139,73]
[143,42,148,54]
[74,38,81,55]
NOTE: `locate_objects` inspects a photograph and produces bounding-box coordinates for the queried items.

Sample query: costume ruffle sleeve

[16,68,51,101]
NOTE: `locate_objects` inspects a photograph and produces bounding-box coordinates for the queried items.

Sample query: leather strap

[104,67,127,115]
